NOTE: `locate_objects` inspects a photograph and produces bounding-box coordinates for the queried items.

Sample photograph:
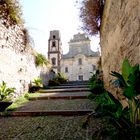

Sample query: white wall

[61,55,98,81]
[0,21,50,99]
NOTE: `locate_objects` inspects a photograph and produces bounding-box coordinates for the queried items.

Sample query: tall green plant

[85,59,140,139]
[110,59,140,125]
[0,81,16,101]
[85,90,132,139]
[88,70,104,94]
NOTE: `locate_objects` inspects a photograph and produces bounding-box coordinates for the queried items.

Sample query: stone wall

[100,0,140,96]
[0,20,50,99]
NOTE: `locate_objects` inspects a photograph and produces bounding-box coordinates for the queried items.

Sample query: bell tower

[48,30,62,73]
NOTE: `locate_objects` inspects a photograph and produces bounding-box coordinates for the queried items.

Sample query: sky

[19,0,99,56]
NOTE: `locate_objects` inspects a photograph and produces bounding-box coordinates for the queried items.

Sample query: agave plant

[0,81,16,101]
[32,78,43,87]
[29,78,43,93]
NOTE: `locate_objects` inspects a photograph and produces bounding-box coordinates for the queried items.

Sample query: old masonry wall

[0,20,50,99]
[100,0,140,98]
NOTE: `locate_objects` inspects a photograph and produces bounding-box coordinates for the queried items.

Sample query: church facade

[48,30,100,81]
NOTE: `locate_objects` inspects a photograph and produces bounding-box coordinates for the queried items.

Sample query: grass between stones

[15,99,96,111]
[6,93,40,111]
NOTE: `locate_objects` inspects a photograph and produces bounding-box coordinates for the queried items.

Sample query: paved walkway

[0,82,104,140]
[0,116,106,140]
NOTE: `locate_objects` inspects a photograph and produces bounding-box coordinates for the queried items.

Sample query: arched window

[51,57,56,65]
[52,41,56,47]
[78,58,82,65]
[53,35,55,39]
[65,67,68,73]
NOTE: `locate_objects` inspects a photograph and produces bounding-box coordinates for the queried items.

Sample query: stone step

[15,99,95,111]
[30,91,90,99]
[29,92,90,100]
[1,110,93,117]
[29,95,88,100]
[48,85,88,89]
[61,80,89,85]
[60,83,88,86]
[39,88,90,93]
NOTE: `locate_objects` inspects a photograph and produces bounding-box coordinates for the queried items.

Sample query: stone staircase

[47,81,89,89]
[5,81,94,117]
[0,81,97,139]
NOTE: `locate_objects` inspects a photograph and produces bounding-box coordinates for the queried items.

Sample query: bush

[110,59,140,125]
[35,53,48,67]
[28,78,43,93]
[85,59,140,139]
[48,73,68,86]
[89,70,104,95]
[0,81,16,101]
[0,0,24,25]
[32,78,43,87]
[55,73,68,84]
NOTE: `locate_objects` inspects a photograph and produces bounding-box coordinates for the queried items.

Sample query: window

[51,58,56,65]
[78,75,83,81]
[53,35,55,39]
[52,41,56,47]
[65,67,68,73]
[78,58,82,65]
[92,65,96,71]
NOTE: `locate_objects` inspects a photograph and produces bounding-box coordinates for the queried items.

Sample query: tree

[79,0,105,35]
[35,53,48,67]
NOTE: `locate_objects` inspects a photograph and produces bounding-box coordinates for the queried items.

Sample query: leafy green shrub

[32,78,43,87]
[89,70,104,94]
[55,73,68,84]
[0,0,24,25]
[85,59,140,140]
[48,73,68,86]
[110,59,140,126]
[28,78,43,93]
[35,53,48,67]
[0,81,16,101]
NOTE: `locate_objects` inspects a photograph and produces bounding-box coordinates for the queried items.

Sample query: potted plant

[29,78,43,93]
[0,81,16,112]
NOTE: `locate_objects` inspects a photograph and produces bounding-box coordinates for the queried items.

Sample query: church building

[48,30,100,81]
